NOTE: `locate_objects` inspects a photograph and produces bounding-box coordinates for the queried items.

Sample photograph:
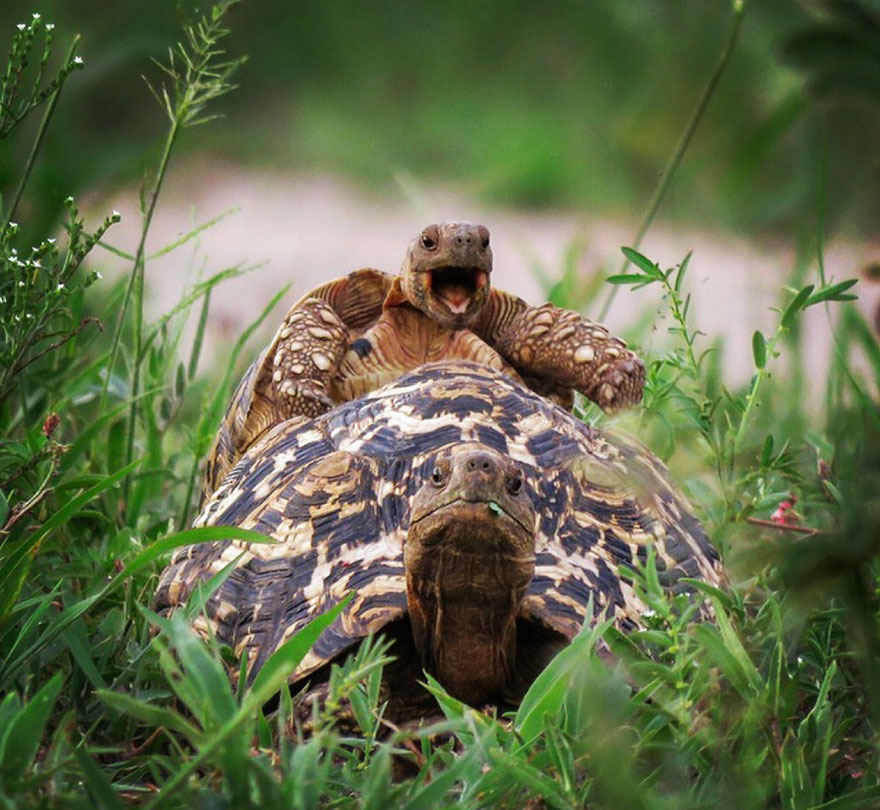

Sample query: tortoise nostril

[463,452,496,475]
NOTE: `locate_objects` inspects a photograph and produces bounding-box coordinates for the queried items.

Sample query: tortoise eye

[420,234,437,250]
[431,465,446,486]
[507,470,523,495]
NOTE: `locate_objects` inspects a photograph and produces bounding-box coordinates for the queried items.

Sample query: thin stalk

[3,35,80,229]
[101,118,181,411]
[732,324,784,453]
[180,454,201,529]
[597,3,745,321]
[103,119,181,504]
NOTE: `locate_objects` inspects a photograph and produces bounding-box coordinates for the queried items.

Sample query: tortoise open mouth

[428,266,488,314]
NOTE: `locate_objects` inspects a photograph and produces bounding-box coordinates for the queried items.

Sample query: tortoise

[157,361,722,714]
[204,222,644,495]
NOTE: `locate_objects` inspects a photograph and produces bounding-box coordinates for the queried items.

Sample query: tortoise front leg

[496,303,644,411]
[268,297,350,418]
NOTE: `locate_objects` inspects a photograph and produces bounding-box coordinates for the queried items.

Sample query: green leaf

[0,490,7,527]
[62,613,108,691]
[674,251,692,293]
[189,286,212,380]
[58,399,144,476]
[606,273,651,286]
[0,672,63,782]
[118,525,274,582]
[154,613,237,729]
[693,601,761,700]
[805,278,858,306]
[752,329,766,369]
[249,593,353,697]
[620,246,664,279]
[421,672,467,720]
[515,598,612,743]
[781,284,815,329]
[358,744,393,810]
[72,745,125,810]
[184,552,246,621]
[760,434,775,467]
[0,693,21,765]
[808,784,880,809]
[148,209,240,261]
[781,734,815,810]
[174,362,186,397]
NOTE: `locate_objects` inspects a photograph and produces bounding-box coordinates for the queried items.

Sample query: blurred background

[2,0,878,383]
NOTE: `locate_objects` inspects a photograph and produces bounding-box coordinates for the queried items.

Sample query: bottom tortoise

[156,361,722,710]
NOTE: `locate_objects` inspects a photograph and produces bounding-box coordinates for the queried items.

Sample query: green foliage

[1,4,879,810]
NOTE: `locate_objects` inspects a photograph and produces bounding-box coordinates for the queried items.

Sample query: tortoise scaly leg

[496,303,644,411]
[269,298,350,418]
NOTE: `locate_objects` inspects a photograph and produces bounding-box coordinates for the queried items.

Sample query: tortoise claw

[590,356,645,412]
[275,378,335,418]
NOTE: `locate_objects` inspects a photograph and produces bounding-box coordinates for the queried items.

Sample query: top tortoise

[206,223,644,494]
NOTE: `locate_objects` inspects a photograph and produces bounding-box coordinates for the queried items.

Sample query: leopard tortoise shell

[156,360,722,709]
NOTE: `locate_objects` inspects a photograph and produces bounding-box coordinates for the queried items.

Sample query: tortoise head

[401,222,492,330]
[404,444,536,705]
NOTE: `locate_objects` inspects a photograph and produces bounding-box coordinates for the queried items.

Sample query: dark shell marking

[155,361,723,682]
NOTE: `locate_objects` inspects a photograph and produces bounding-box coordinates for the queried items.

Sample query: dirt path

[98,163,879,394]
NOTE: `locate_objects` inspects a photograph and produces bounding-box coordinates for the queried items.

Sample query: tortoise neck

[405,520,534,706]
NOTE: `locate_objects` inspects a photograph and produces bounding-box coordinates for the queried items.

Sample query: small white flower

[18,280,25,287]
[17,23,25,31]
[643,608,657,618]
[47,238,56,244]
[46,23,55,31]
[25,312,33,319]
[14,315,20,322]
[95,271,103,279]
[64,196,74,204]
[0,296,6,304]
[32,13,41,20]
[73,56,84,65]
[8,222,18,230]
[111,210,122,218]
[10,248,17,255]
[56,283,65,291]
[31,260,41,269]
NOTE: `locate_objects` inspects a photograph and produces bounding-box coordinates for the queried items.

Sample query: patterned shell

[156,360,722,682]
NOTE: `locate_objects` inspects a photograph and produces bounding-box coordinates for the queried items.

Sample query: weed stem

[3,35,80,229]
[598,4,745,321]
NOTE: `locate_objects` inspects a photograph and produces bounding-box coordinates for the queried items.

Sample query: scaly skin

[205,223,644,496]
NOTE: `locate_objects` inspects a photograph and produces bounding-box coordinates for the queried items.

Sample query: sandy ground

[96,162,879,396]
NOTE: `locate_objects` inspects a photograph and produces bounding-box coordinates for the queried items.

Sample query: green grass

[2,4,880,808]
